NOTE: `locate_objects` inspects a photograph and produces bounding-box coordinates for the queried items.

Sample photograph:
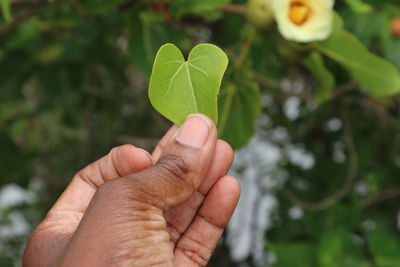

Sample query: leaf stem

[218,84,236,134]
[69,0,86,16]
[235,24,257,79]
[0,0,47,37]
[219,4,246,16]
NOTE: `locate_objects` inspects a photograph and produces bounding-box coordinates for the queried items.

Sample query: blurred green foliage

[1,0,400,266]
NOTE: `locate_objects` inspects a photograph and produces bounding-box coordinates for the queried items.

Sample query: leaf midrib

[166,64,185,95]
[165,59,209,111]
[185,63,199,112]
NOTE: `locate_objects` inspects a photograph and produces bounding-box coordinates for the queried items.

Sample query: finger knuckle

[97,178,130,200]
[155,155,191,184]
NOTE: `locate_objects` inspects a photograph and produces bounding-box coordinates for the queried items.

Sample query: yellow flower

[271,0,335,42]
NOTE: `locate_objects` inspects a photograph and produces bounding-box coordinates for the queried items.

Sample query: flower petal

[271,0,335,42]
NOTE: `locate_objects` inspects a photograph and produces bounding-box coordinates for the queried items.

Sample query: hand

[23,114,240,267]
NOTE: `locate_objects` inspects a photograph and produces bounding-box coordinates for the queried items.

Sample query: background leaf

[127,11,188,76]
[367,226,400,267]
[303,52,335,103]
[316,29,400,97]
[170,0,231,16]
[268,242,316,267]
[343,0,373,14]
[0,0,11,22]
[218,67,261,149]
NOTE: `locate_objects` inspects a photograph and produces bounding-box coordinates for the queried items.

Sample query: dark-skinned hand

[23,114,240,267]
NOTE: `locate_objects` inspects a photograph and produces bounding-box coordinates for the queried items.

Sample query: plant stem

[219,4,246,16]
[218,84,236,135]
[235,24,257,79]
[360,187,400,208]
[0,0,47,37]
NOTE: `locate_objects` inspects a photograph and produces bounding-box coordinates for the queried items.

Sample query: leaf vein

[189,63,209,77]
[166,64,185,96]
[185,64,199,112]
[162,60,184,65]
[190,55,213,63]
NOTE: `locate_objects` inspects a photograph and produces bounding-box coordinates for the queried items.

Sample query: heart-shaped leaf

[148,43,229,125]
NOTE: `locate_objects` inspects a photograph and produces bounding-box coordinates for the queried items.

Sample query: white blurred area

[227,134,285,266]
[226,92,316,266]
[0,180,42,265]
[0,184,37,210]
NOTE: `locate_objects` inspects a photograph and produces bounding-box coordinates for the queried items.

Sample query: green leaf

[343,0,373,14]
[385,39,400,69]
[367,225,400,267]
[80,0,120,14]
[170,0,231,16]
[344,12,390,46]
[0,0,12,22]
[218,69,261,149]
[317,227,370,267]
[127,11,188,76]
[268,242,316,267]
[303,52,335,103]
[315,29,400,97]
[149,43,228,125]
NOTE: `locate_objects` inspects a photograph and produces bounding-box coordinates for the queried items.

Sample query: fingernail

[176,114,211,148]
[137,148,153,164]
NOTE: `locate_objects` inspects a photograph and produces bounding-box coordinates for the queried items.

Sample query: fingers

[174,176,240,266]
[52,144,153,214]
[165,140,233,243]
[198,140,233,193]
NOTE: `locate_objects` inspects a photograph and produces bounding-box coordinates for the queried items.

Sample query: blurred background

[1,0,400,266]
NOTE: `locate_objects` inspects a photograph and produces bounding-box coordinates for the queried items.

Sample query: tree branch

[331,82,359,99]
[10,0,36,5]
[219,4,246,16]
[360,187,400,208]
[284,111,358,211]
[254,74,280,89]
[69,0,86,16]
[118,0,139,12]
[255,74,315,101]
[235,25,257,79]
[0,0,47,37]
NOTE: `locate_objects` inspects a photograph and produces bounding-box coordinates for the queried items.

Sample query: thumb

[122,113,217,210]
